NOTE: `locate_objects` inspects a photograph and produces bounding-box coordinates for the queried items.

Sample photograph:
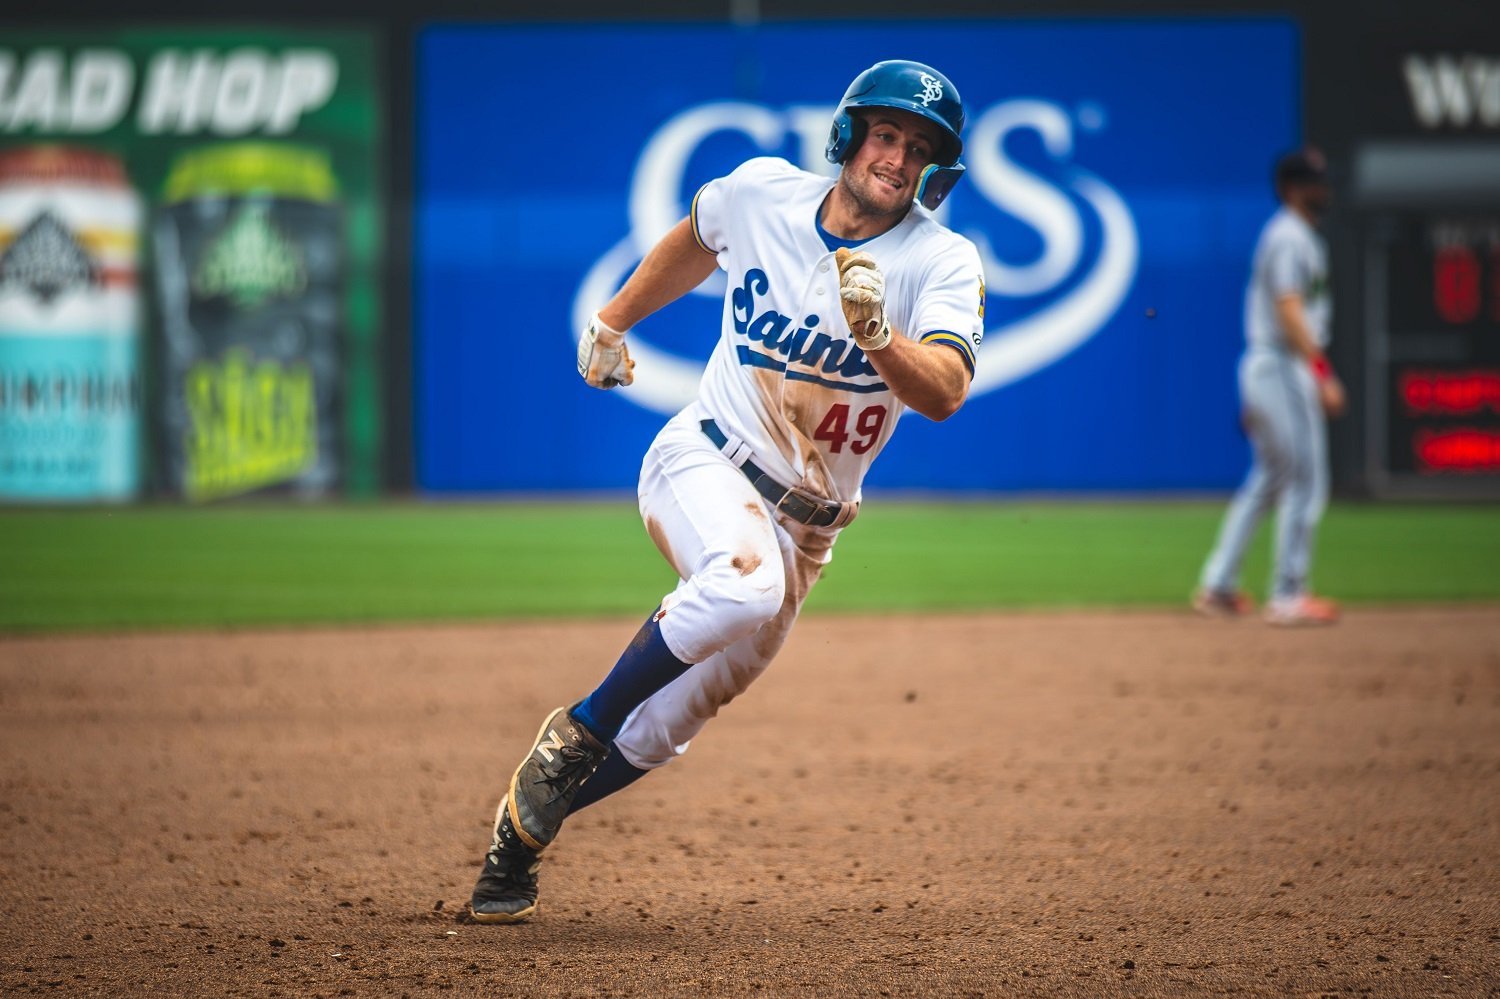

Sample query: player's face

[840,110,940,218]
[1301,182,1332,219]
[1283,180,1332,221]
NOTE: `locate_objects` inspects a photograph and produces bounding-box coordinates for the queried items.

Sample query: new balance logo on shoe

[535,728,565,764]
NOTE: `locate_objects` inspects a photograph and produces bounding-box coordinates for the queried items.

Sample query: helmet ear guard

[825,114,867,168]
[915,163,965,211]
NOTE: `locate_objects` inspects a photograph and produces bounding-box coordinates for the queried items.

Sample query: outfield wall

[2,2,1497,500]
[415,18,1297,493]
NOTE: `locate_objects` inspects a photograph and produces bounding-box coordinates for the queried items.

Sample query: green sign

[0,27,382,500]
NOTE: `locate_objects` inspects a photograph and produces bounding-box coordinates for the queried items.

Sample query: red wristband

[1309,353,1333,382]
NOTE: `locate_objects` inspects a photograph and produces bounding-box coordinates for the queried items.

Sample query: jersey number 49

[814,404,887,455]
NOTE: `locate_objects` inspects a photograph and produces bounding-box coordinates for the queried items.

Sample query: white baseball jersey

[690,156,985,503]
[1244,206,1331,352]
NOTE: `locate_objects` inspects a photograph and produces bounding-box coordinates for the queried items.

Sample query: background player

[1193,148,1344,626]
[468,59,987,923]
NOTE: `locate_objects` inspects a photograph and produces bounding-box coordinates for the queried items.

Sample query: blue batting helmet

[825,59,967,210]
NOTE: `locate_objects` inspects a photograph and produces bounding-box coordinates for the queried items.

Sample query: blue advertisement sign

[416,19,1299,491]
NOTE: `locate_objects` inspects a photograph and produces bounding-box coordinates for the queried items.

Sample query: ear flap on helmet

[826,112,870,165]
[916,163,965,211]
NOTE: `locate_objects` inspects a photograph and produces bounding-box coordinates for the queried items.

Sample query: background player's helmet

[1273,146,1331,215]
[825,59,967,210]
[1273,147,1328,193]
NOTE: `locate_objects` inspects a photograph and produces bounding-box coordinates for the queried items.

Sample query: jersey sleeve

[909,239,986,378]
[690,175,731,255]
[690,157,790,257]
[1264,230,1309,300]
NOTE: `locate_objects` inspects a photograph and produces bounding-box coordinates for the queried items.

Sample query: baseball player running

[1193,148,1344,626]
[469,59,986,923]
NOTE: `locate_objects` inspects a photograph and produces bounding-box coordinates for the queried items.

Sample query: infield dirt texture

[3,608,1498,996]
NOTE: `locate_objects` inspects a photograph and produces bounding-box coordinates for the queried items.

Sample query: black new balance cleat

[471,797,542,924]
[506,705,610,851]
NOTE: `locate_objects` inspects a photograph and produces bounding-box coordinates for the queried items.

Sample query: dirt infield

[2,608,1498,997]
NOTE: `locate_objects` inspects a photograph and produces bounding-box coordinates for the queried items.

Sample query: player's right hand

[835,248,893,351]
[577,313,635,389]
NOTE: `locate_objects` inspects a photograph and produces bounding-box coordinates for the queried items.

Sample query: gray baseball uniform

[1199,207,1331,601]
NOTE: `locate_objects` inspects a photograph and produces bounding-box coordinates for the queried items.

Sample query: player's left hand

[578,313,635,389]
[835,248,893,351]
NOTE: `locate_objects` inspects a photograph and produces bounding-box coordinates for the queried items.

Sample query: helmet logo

[916,72,944,107]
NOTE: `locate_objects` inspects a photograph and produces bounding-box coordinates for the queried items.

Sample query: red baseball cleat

[1263,593,1340,627]
[1191,588,1256,618]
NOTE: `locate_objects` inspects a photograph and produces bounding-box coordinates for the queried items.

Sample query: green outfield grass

[1,500,1497,633]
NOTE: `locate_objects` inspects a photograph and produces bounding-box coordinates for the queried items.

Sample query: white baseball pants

[612,402,840,769]
[1199,349,1329,601]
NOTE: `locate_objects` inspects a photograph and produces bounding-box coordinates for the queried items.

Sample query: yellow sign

[183,348,316,501]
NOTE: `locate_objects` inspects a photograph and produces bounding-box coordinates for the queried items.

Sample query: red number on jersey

[851,405,887,454]
[814,404,852,452]
[814,403,888,455]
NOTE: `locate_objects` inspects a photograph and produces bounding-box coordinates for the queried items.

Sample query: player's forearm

[864,335,969,421]
[598,218,719,331]
[1274,292,1344,414]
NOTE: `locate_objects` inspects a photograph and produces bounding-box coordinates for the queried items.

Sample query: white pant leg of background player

[615,408,836,769]
[1266,354,1328,600]
[1199,351,1325,599]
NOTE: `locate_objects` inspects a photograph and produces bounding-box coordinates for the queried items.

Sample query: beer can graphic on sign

[154,144,343,501]
[0,146,143,502]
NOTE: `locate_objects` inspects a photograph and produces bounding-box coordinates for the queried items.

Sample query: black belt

[700,419,851,528]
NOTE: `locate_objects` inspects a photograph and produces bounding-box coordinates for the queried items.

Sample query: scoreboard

[1350,31,1500,496]
[1363,205,1500,494]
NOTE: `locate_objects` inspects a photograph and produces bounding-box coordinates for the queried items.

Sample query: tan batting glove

[577,312,635,389]
[835,247,892,351]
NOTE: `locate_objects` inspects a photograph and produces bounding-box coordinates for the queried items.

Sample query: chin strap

[915,163,966,211]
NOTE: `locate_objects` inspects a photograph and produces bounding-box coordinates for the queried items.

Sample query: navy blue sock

[566,748,649,815]
[572,612,691,742]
